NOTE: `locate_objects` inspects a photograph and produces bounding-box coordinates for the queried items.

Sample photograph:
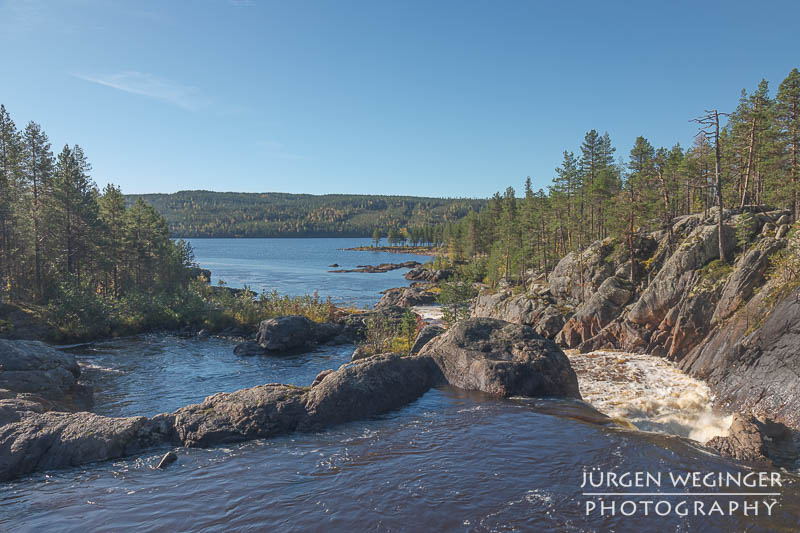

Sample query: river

[1,238,797,532]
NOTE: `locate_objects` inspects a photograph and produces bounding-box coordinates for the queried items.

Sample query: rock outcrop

[471,207,800,436]
[548,239,618,305]
[405,267,453,282]
[680,284,800,428]
[556,276,633,348]
[330,261,421,273]
[419,318,581,399]
[706,414,796,467]
[471,291,569,339]
[0,339,92,411]
[409,324,444,355]
[375,287,437,309]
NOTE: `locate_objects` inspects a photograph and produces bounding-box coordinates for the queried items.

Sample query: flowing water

[567,351,733,444]
[1,239,798,531]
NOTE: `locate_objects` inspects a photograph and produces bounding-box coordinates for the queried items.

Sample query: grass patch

[697,259,733,283]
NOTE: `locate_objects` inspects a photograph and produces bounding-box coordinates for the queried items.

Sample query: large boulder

[706,414,795,467]
[0,339,91,411]
[0,409,174,481]
[172,384,308,447]
[409,325,444,355]
[236,315,358,355]
[255,316,323,352]
[419,318,581,399]
[302,354,444,429]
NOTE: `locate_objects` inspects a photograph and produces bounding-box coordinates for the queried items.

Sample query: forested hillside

[128,191,484,238]
[439,68,800,287]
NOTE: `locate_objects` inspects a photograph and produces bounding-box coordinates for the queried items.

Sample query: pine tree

[730,80,773,207]
[51,145,99,280]
[0,105,22,300]
[776,69,800,220]
[20,121,54,299]
[500,186,518,282]
[98,184,126,297]
[692,110,730,264]
[627,136,655,281]
[553,151,579,247]
[580,130,601,242]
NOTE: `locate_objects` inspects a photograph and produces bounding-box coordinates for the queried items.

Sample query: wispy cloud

[256,140,304,160]
[72,71,209,110]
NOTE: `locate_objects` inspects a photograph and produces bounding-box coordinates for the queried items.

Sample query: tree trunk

[714,111,729,264]
[740,116,757,208]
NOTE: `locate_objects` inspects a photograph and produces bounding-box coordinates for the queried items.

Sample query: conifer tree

[98,184,126,296]
[51,145,99,279]
[0,105,22,299]
[626,136,655,281]
[21,121,54,299]
[776,69,800,220]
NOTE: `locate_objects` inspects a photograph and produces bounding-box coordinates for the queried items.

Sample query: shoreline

[341,245,439,256]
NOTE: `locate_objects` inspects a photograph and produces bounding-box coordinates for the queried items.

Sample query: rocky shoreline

[329,260,421,273]
[0,318,584,481]
[342,245,438,256]
[470,206,799,466]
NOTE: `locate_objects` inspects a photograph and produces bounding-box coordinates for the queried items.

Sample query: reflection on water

[67,334,354,417]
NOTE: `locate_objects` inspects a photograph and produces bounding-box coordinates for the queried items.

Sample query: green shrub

[47,276,112,340]
[437,277,478,326]
[767,222,800,297]
[736,212,757,252]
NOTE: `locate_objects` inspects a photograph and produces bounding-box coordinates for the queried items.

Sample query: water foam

[567,350,732,443]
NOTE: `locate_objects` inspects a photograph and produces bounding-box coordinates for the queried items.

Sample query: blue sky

[1,0,798,197]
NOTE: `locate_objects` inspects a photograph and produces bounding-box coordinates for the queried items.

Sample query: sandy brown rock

[706,414,795,467]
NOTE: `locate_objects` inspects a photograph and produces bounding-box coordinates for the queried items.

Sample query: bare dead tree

[692,109,731,264]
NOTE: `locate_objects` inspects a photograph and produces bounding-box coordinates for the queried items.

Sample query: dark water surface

[1,239,798,531]
[71,334,353,418]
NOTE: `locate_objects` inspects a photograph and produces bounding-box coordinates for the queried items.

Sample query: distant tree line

[440,68,800,288]
[0,104,196,308]
[129,191,485,238]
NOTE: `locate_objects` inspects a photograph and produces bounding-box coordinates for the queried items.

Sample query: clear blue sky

[1,0,798,198]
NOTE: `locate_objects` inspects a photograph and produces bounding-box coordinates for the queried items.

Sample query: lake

[186,237,428,308]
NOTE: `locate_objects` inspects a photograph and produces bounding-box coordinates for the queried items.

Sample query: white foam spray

[567,350,732,443]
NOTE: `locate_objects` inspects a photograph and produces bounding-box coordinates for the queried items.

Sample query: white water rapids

[567,350,732,443]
